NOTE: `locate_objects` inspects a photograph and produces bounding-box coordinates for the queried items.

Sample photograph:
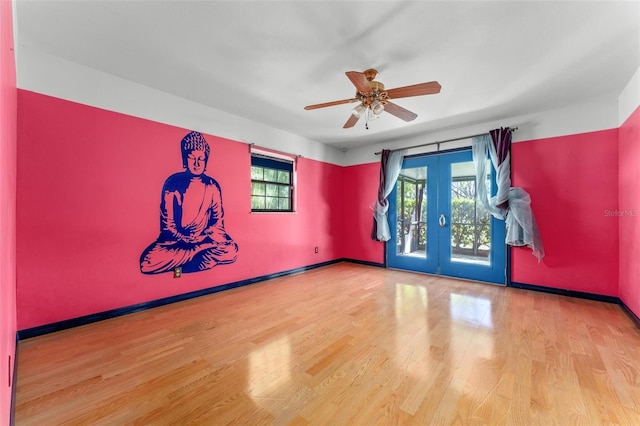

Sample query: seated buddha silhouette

[140,131,239,274]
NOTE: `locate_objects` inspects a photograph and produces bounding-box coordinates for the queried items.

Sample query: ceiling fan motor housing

[363,68,378,81]
[357,80,386,106]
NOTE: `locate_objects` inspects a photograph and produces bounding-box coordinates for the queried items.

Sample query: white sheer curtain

[506,188,545,262]
[472,135,544,262]
[472,135,507,220]
[373,149,406,241]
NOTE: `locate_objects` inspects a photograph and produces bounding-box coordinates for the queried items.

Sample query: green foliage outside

[251,166,291,211]
[395,176,491,256]
[396,177,426,253]
[451,198,490,254]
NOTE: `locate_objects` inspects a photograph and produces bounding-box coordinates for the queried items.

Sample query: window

[396,171,427,256]
[251,154,294,212]
[450,173,491,262]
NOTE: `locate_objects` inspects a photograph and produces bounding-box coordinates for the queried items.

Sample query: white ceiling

[14,1,640,149]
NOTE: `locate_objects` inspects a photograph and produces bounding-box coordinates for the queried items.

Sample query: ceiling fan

[304,68,441,129]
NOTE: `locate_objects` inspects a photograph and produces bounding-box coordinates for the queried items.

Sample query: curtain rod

[374,127,518,155]
[249,143,302,159]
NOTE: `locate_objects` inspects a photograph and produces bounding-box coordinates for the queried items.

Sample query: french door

[387,150,506,285]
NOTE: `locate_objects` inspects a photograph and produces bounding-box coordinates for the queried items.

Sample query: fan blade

[384,102,418,122]
[343,113,360,128]
[304,98,357,110]
[346,71,371,94]
[386,81,441,99]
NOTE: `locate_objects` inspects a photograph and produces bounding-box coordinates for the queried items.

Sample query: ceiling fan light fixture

[371,100,384,116]
[352,104,366,118]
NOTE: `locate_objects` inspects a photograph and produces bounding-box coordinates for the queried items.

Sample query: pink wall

[16,89,631,335]
[16,91,344,329]
[619,106,640,317]
[511,129,620,296]
[13,89,637,338]
[0,0,17,422]
[341,162,384,264]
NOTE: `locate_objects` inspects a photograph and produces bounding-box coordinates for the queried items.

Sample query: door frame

[386,149,506,285]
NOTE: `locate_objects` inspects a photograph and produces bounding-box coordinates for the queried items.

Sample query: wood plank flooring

[15,263,640,425]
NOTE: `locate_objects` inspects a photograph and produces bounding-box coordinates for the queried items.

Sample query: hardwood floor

[15,263,640,425]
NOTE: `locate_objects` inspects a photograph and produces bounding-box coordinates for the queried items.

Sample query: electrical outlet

[314,247,319,253]
[173,267,182,278]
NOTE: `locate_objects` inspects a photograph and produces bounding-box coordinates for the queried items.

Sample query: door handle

[439,214,446,227]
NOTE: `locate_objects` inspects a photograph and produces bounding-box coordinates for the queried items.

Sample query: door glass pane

[396,167,427,257]
[450,161,491,265]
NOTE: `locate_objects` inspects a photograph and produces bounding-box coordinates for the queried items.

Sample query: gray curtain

[371,149,405,241]
[472,128,544,261]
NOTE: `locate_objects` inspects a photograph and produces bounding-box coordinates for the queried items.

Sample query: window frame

[250,154,295,213]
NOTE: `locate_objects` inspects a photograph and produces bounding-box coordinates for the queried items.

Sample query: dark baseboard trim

[619,301,640,329]
[17,261,640,341]
[17,258,346,340]
[343,258,385,268]
[508,281,640,330]
[10,333,17,426]
[509,281,619,304]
